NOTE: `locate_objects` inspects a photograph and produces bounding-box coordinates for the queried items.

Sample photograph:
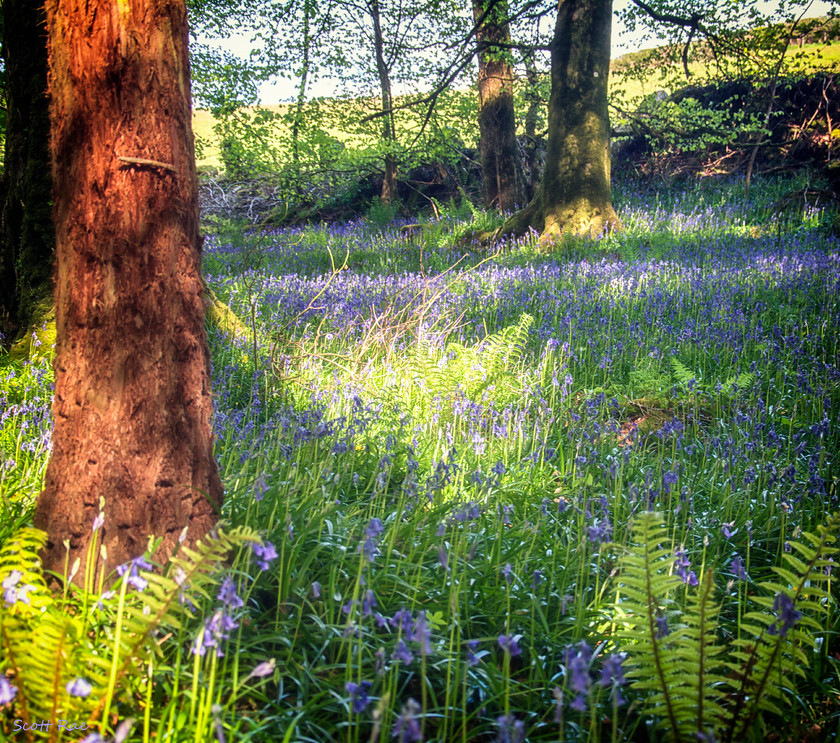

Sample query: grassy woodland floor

[1,175,839,742]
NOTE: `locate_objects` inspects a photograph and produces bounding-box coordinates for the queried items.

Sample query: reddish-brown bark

[35,0,222,583]
[473,0,524,212]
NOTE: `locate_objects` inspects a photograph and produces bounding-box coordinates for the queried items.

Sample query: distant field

[192,41,840,169]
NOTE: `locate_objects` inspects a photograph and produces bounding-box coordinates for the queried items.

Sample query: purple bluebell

[392,698,423,742]
[414,612,432,654]
[253,473,269,501]
[0,674,17,704]
[393,639,414,665]
[731,555,748,581]
[66,677,93,697]
[361,589,377,618]
[116,556,153,592]
[673,546,699,586]
[251,541,277,571]
[497,634,522,657]
[655,614,670,639]
[390,609,414,640]
[466,639,480,666]
[768,593,801,638]
[495,714,525,743]
[598,653,627,705]
[2,570,35,606]
[502,563,512,584]
[217,577,244,609]
[346,680,372,713]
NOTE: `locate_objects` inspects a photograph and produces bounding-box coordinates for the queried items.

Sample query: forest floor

[1,173,839,742]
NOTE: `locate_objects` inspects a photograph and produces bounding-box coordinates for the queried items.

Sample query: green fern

[406,313,533,419]
[0,524,262,741]
[669,357,756,398]
[720,514,838,742]
[670,357,698,388]
[613,511,839,743]
[718,371,756,396]
[615,512,723,742]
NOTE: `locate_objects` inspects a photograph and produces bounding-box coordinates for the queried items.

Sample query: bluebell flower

[495,713,525,743]
[655,614,670,639]
[768,593,801,638]
[392,698,423,742]
[2,570,35,606]
[247,659,276,679]
[217,577,244,609]
[193,609,239,657]
[497,634,522,657]
[116,556,153,592]
[673,546,698,585]
[361,589,377,618]
[502,563,512,584]
[253,473,269,501]
[393,639,414,665]
[731,555,748,581]
[346,680,372,713]
[66,677,92,697]
[251,541,277,571]
[437,546,448,570]
[390,609,414,640]
[466,639,480,666]
[598,653,627,705]
[413,612,431,654]
[0,673,17,704]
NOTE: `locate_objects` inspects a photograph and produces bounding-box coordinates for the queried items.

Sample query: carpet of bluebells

[1,176,839,742]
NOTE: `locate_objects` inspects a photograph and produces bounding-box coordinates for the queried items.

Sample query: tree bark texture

[34,0,223,582]
[370,0,398,204]
[473,0,524,212]
[499,0,619,241]
[0,0,55,343]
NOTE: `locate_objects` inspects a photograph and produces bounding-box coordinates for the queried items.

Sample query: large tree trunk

[0,0,54,344]
[34,0,223,583]
[473,0,524,212]
[498,0,619,241]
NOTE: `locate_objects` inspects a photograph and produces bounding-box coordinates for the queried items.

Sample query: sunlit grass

[1,174,838,742]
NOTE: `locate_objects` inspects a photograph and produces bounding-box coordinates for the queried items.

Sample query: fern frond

[670,358,698,387]
[719,371,756,396]
[720,513,838,743]
[615,511,693,742]
[91,524,261,722]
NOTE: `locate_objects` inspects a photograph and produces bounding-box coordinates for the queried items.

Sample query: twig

[117,155,177,172]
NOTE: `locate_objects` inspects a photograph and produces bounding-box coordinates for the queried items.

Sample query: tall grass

[1,175,838,742]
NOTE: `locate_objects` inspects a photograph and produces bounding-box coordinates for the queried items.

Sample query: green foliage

[670,357,756,397]
[614,511,839,743]
[402,312,534,420]
[0,525,262,741]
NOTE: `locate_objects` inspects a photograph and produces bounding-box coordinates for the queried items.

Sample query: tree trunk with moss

[498,0,619,241]
[34,0,223,584]
[0,0,54,344]
[473,0,524,212]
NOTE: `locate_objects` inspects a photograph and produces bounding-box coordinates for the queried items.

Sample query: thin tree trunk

[522,49,542,203]
[498,0,619,242]
[473,0,523,211]
[370,0,398,204]
[291,0,313,166]
[0,0,54,343]
[35,0,222,583]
